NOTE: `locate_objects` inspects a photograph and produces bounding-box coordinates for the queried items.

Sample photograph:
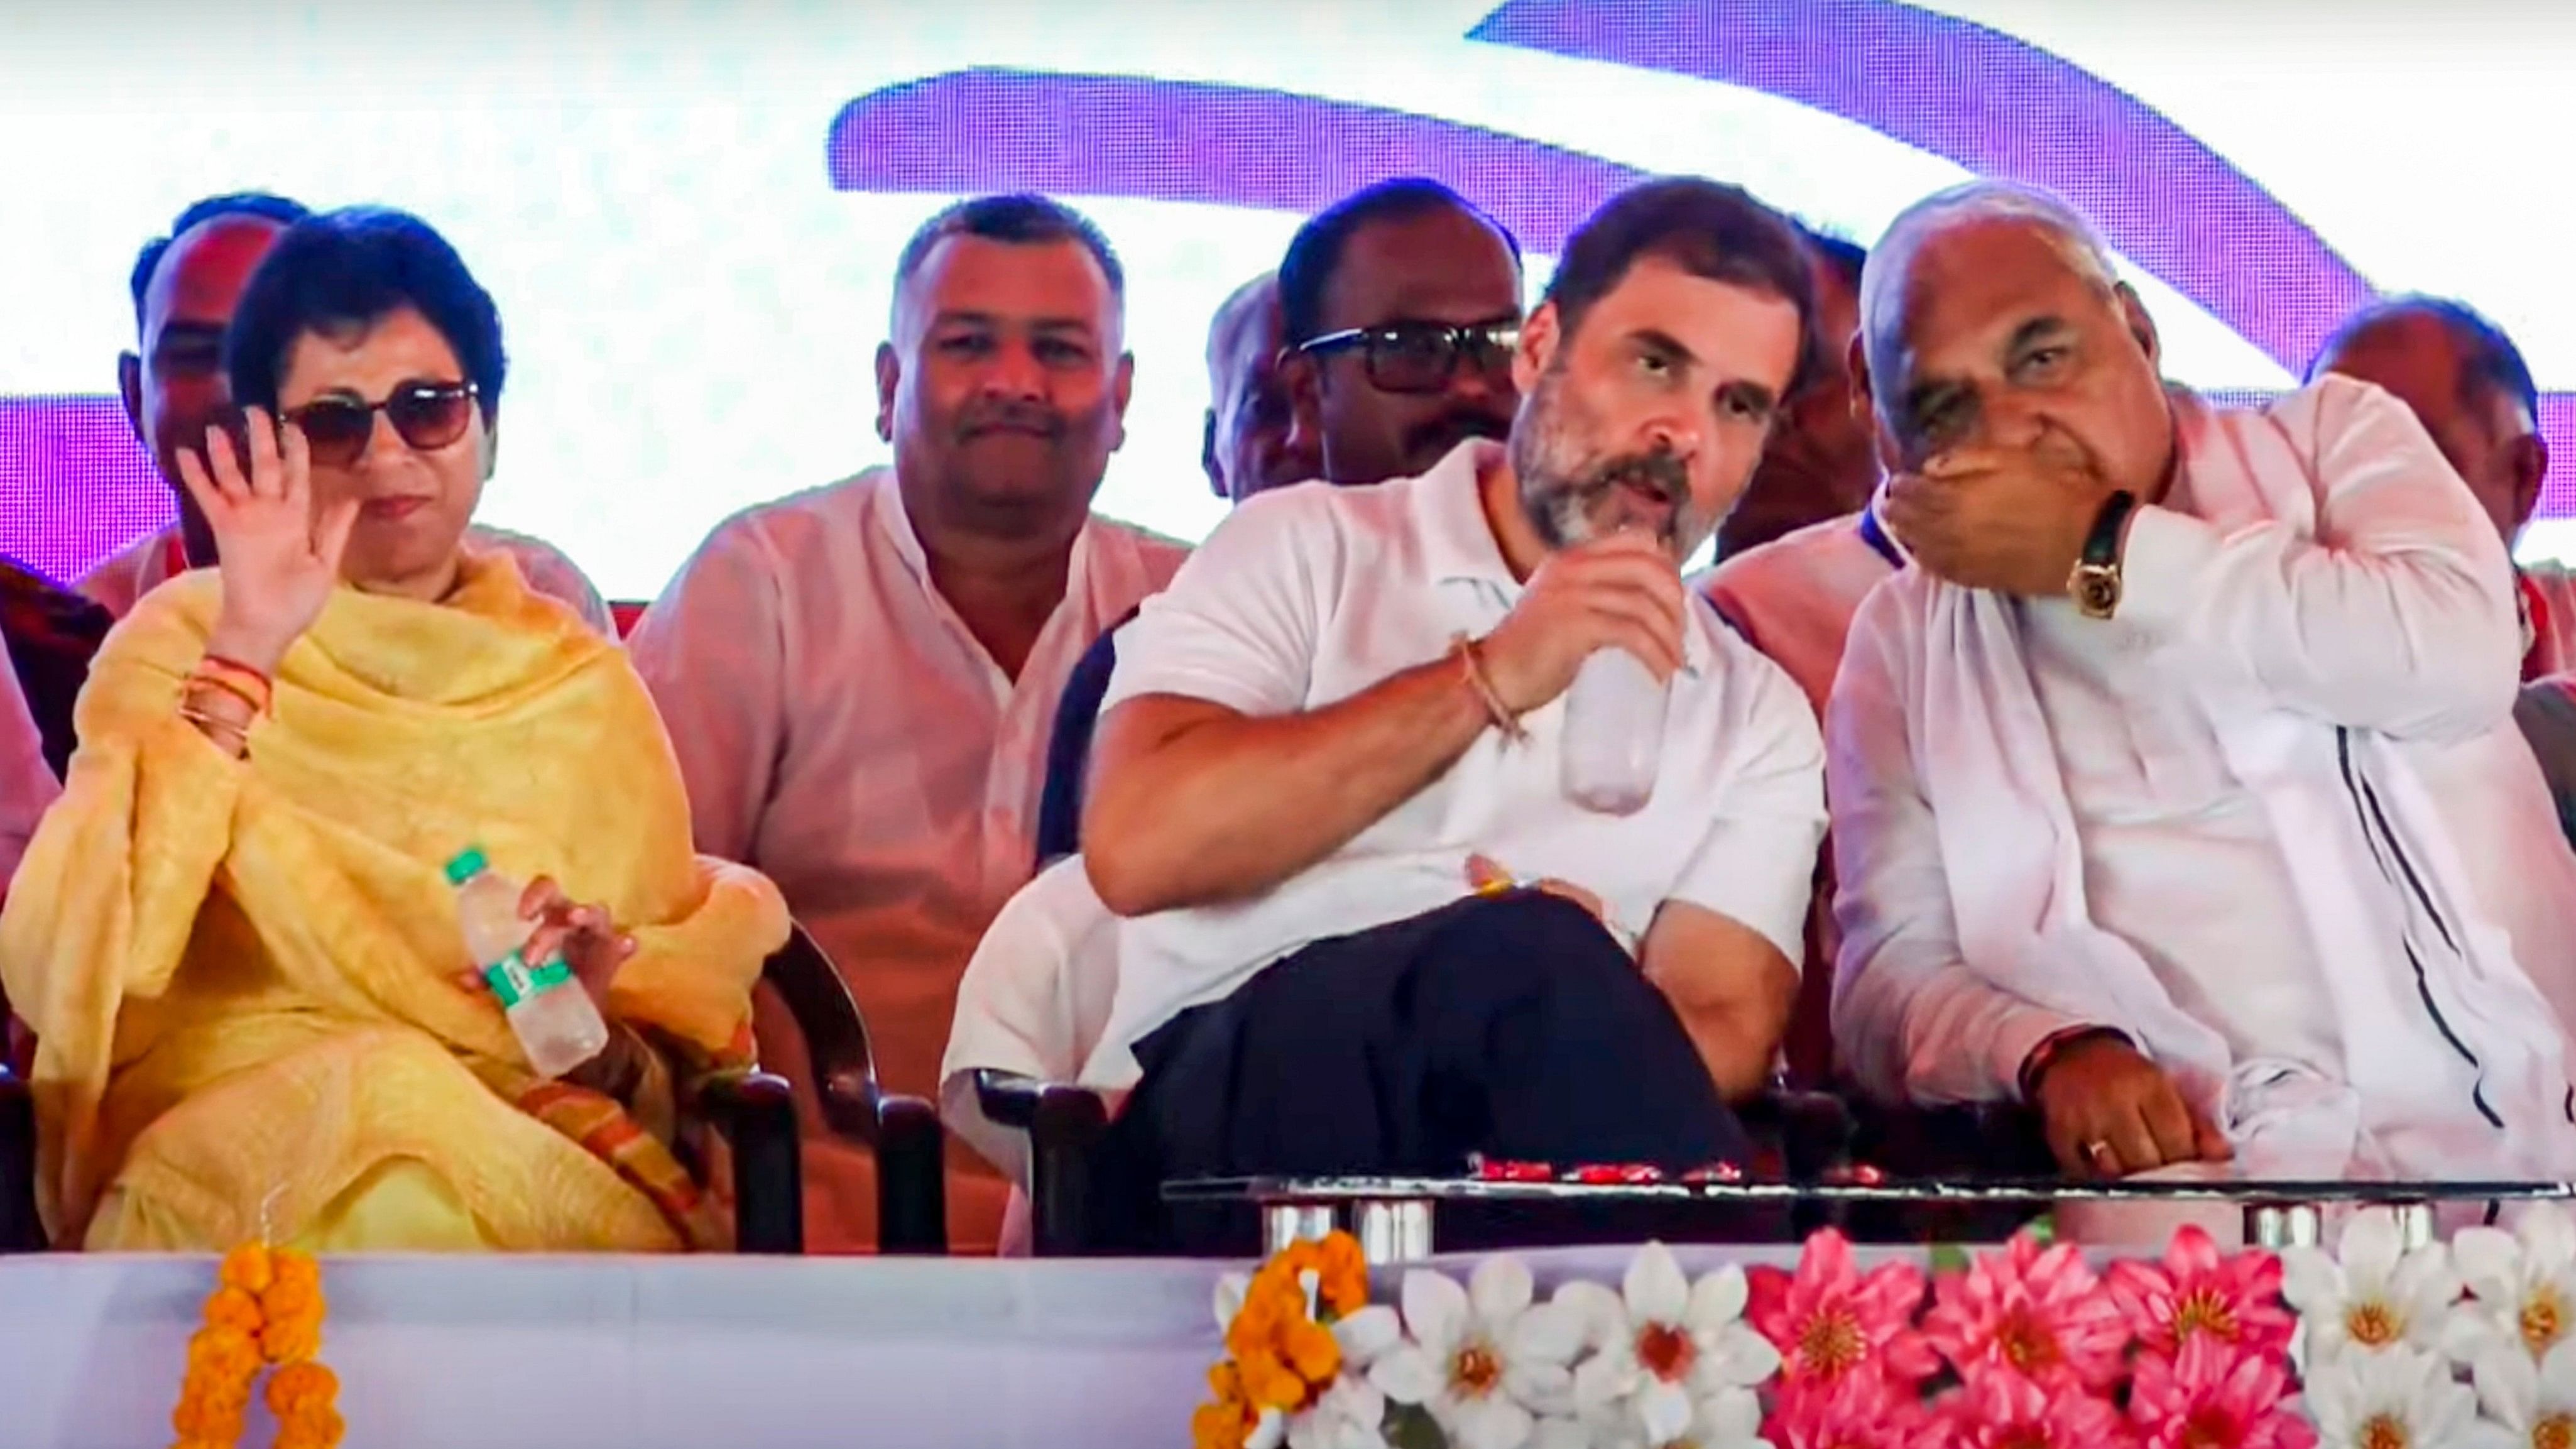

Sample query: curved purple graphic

[829,70,1649,257]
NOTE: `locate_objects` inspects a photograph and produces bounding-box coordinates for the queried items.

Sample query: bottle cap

[442,847,489,885]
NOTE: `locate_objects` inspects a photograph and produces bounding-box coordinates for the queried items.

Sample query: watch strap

[2082,489,2141,571]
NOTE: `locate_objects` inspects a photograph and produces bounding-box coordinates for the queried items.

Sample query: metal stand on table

[1207,1176,2535,1265]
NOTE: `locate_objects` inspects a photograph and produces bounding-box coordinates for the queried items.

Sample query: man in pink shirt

[630,195,1187,1251]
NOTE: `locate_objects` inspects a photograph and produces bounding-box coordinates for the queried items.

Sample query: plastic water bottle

[1561,648,1671,815]
[445,846,608,1078]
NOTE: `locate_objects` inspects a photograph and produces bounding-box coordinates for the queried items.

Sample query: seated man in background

[82,192,611,633]
[2309,295,2565,677]
[629,194,1186,1252]
[1830,180,2576,1186]
[1082,178,1827,1249]
[1034,181,1528,861]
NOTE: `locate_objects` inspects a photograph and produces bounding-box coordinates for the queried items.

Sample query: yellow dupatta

[0,552,787,1250]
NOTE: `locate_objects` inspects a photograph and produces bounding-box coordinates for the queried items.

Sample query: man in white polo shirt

[1081,178,1828,1248]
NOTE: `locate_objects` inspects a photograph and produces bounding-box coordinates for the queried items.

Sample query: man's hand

[1882,443,2121,596]
[1465,853,1608,926]
[1476,532,1686,715]
[2030,1034,2231,1178]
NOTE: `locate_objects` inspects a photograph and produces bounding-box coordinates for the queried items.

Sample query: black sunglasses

[1297,320,1520,395]
[281,380,481,467]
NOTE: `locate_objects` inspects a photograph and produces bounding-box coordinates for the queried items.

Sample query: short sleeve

[1663,653,1826,964]
[1100,486,1334,719]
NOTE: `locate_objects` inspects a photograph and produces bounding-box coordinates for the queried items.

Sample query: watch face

[2073,568,2121,618]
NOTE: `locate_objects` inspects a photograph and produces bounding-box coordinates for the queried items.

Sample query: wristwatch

[2067,489,2141,620]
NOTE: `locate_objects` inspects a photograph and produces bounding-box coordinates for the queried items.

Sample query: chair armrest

[972,1069,1110,1257]
[1736,1088,1858,1181]
[699,1069,801,1254]
[1846,1099,2056,1178]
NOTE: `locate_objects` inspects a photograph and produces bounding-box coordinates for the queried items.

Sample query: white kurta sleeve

[1826,587,2085,1104]
[625,518,789,865]
[2114,376,2520,742]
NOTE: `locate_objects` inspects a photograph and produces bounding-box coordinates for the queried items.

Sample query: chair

[761,924,949,1254]
[0,923,947,1255]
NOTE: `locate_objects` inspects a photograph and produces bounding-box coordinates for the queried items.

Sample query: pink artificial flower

[1749,1229,1941,1396]
[2106,1227,2297,1362]
[1921,1233,2129,1394]
[1767,1370,1944,1449]
[2126,1335,2317,1449]
[1936,1367,2131,1449]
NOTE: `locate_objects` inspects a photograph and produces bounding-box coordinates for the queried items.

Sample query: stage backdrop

[3,0,2570,599]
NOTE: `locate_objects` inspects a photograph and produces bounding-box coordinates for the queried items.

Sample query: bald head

[2313,298,2546,545]
[1853,180,2173,498]
[1201,271,1307,502]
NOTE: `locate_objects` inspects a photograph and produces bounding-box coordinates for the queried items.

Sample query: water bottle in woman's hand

[446,846,609,1078]
[1561,647,1670,815]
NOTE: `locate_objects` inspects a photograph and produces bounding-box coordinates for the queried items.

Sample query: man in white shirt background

[2307,297,2569,679]
[628,194,1187,1252]
[1829,179,2576,1186]
[1080,177,1828,1250]
[82,192,611,633]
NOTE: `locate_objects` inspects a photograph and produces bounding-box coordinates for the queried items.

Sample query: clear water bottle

[1561,647,1671,815]
[445,846,609,1079]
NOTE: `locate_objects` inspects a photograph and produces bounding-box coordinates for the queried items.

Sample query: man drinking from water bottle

[1076,178,1830,1250]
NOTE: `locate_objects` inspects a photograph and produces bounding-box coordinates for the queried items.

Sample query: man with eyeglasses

[630,194,1186,1254]
[79,193,612,633]
[1277,177,1525,486]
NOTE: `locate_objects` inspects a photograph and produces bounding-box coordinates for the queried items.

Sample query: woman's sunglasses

[281,380,481,468]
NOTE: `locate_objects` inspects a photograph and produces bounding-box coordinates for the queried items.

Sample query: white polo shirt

[1088,440,1826,1082]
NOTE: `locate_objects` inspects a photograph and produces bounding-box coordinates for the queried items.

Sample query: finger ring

[2084,1140,2115,1166]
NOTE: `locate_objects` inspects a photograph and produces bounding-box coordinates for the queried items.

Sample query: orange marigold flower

[1238,1348,1306,1413]
[171,1391,247,1443]
[217,1243,274,1295]
[261,1313,324,1365]
[1312,1233,1367,1316]
[202,1286,264,1336]
[274,1404,347,1449]
[266,1360,340,1415]
[1189,1396,1257,1449]
[1282,1315,1341,1384]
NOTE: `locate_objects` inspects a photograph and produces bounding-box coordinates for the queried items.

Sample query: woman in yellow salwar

[0,207,788,1252]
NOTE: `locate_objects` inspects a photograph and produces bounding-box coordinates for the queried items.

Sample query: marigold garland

[1195,1231,1371,1449]
[170,1243,344,1449]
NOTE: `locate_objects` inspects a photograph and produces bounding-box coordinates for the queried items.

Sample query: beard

[1508,366,1710,559]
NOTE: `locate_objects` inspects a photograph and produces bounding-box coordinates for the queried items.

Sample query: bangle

[177,703,251,756]
[1451,633,1528,745]
[186,670,267,719]
[2017,1025,2131,1102]
[195,655,274,714]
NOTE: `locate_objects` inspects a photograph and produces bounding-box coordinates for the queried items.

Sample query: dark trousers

[1090,892,1751,1252]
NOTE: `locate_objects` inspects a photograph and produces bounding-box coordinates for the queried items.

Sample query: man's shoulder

[685,470,886,569]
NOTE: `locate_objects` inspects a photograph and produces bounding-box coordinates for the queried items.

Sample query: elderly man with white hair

[1827,178,2576,1187]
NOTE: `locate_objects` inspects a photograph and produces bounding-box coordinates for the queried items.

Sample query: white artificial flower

[1369,1255,1586,1449]
[2284,1208,2463,1365]
[1564,1243,1783,1446]
[2450,1204,2576,1369]
[2306,1342,2498,1449]
[2473,1338,2576,1449]
[1287,1306,1405,1449]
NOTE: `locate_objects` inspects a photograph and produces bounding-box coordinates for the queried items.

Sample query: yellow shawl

[0,553,787,1250]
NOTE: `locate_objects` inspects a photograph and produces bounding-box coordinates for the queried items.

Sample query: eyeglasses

[281,380,480,467]
[1297,320,1519,395]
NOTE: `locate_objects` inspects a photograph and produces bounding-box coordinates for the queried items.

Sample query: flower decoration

[2304,1343,2486,1449]
[2126,1335,2316,1449]
[1745,1229,1936,1399]
[1933,1365,2126,1449]
[1766,1369,1937,1449]
[2450,1205,2576,1370]
[2108,1225,2298,1362]
[1199,1232,1401,1449]
[2281,1208,2460,1363]
[1371,1255,1585,1449]
[1921,1233,2127,1394]
[170,1242,343,1449]
[1563,1245,1782,1446]
[2470,1338,2576,1449]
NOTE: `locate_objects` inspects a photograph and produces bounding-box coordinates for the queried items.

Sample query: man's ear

[1848,332,1903,474]
[119,352,146,446]
[2114,282,2162,370]
[1201,408,1226,501]
[874,341,900,444]
[1108,351,1134,454]
[1282,347,1324,479]
[2513,431,2551,535]
[1512,302,1563,396]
